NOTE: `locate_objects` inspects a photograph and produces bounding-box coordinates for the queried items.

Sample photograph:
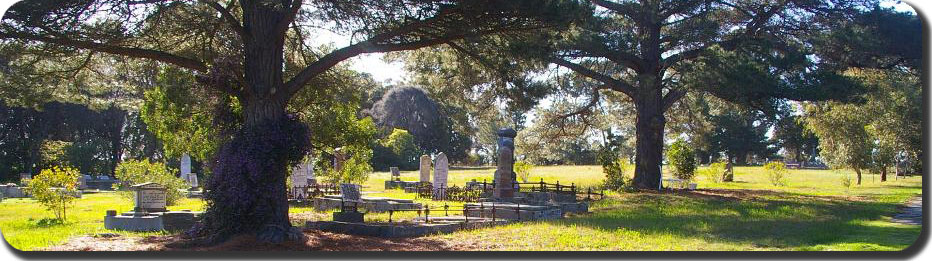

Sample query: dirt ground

[41,229,473,251]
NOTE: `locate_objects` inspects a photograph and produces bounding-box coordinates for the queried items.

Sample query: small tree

[514,160,534,183]
[701,161,728,183]
[598,144,631,191]
[114,159,187,205]
[667,139,697,182]
[25,166,80,221]
[764,161,789,186]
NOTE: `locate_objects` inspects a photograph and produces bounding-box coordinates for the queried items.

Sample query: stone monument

[131,182,167,213]
[180,153,198,188]
[390,167,401,181]
[494,128,517,198]
[433,152,449,199]
[291,161,310,198]
[419,155,431,183]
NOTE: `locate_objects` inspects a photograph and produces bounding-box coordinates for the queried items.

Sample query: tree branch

[551,58,635,97]
[200,0,244,38]
[560,86,605,118]
[0,31,208,72]
[590,0,641,23]
[662,88,686,112]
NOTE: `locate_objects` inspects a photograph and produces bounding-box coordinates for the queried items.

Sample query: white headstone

[433,152,449,199]
[180,153,192,177]
[419,155,431,183]
[291,163,309,198]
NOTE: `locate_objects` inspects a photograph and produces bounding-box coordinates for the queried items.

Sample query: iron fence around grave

[288,183,340,200]
[382,202,531,224]
[412,183,485,202]
[472,178,607,201]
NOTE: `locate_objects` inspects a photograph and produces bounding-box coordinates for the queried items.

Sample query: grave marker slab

[419,155,431,183]
[131,182,167,213]
[433,153,449,199]
[390,167,401,181]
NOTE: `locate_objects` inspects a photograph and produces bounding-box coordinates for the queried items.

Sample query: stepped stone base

[105,210,201,232]
[306,217,504,238]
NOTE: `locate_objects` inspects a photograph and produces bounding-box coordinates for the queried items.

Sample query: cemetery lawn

[0,166,922,251]
[0,192,204,251]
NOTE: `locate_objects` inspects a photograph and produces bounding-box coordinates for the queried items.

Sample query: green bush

[319,145,373,184]
[667,139,696,181]
[598,146,630,191]
[114,159,187,205]
[701,161,727,183]
[25,166,80,221]
[764,161,789,186]
[514,160,534,183]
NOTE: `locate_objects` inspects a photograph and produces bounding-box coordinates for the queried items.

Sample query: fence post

[571,183,576,194]
[540,178,545,192]
[425,205,430,223]
[389,210,393,223]
[587,188,592,201]
[491,204,496,222]
[464,205,469,223]
[556,181,561,192]
[444,204,449,216]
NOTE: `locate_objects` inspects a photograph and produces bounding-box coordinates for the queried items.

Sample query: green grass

[0,192,204,251]
[0,165,921,251]
[425,166,922,251]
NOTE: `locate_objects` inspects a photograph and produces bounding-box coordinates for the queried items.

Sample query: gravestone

[433,152,449,199]
[389,167,401,181]
[333,147,348,173]
[131,182,167,213]
[291,162,310,198]
[180,153,199,188]
[723,160,734,182]
[77,175,88,190]
[19,173,31,184]
[494,128,517,198]
[334,183,364,222]
[494,146,515,198]
[340,184,361,202]
[419,155,431,183]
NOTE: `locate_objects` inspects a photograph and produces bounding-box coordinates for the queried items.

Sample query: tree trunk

[198,1,307,244]
[631,79,665,190]
[880,165,887,182]
[854,168,862,185]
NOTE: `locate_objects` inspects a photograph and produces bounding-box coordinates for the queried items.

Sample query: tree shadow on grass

[156,230,462,251]
[557,189,921,250]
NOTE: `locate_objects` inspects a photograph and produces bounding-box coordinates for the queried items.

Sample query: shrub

[514,160,534,183]
[701,161,727,183]
[25,166,80,221]
[114,159,187,205]
[598,146,630,191]
[319,145,373,184]
[667,139,697,182]
[764,161,789,186]
[840,171,853,195]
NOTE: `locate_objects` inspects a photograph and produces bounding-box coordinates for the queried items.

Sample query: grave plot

[103,182,201,232]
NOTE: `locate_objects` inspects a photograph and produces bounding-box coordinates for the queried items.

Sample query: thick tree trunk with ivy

[198,1,310,244]
[631,77,665,190]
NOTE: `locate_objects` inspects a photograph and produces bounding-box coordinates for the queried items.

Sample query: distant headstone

[131,182,167,213]
[419,155,431,183]
[186,174,198,188]
[723,160,734,182]
[390,167,401,181]
[494,128,517,198]
[340,184,361,202]
[77,175,88,190]
[19,173,31,184]
[494,146,515,198]
[433,152,449,199]
[180,153,192,176]
[291,162,310,198]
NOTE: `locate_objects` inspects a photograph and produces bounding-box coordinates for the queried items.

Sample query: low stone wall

[384,180,420,190]
[306,217,505,238]
[313,195,422,212]
[464,202,563,221]
[105,210,201,232]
